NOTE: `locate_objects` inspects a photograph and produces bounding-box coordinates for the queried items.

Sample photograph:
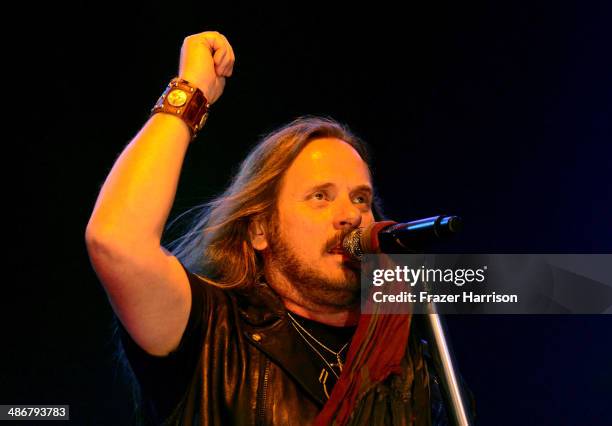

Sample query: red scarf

[315,222,412,426]
[314,311,412,426]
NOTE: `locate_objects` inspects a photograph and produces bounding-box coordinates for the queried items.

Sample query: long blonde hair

[166,116,381,289]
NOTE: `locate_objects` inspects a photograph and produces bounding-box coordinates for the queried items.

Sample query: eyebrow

[305,182,373,195]
[351,184,374,195]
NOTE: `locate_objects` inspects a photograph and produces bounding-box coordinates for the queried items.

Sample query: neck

[283,299,360,327]
[262,260,361,327]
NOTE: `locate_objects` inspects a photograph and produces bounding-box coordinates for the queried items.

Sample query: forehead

[281,137,372,193]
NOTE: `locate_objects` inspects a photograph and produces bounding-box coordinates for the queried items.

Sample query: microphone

[342,215,463,260]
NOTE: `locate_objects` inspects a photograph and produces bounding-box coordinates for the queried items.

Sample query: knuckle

[183,35,197,44]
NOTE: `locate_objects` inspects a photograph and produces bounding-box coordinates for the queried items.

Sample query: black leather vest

[160,273,449,426]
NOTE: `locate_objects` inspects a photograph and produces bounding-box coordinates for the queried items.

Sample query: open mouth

[327,244,345,255]
[328,246,360,269]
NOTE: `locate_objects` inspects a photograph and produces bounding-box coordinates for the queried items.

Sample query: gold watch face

[167,89,188,107]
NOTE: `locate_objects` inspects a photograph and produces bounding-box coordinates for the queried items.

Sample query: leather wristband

[151,77,210,139]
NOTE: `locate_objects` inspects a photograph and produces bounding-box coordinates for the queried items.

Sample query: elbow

[85,217,116,252]
[85,221,160,266]
[85,217,136,264]
[85,222,121,266]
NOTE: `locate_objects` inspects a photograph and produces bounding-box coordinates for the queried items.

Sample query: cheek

[279,206,330,249]
[363,211,375,226]
[282,202,332,229]
[285,216,325,243]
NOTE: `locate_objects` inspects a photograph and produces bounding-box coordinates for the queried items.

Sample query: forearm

[86,31,234,255]
[86,112,192,249]
[84,31,234,357]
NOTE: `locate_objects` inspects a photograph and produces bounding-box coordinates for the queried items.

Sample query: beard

[265,219,361,309]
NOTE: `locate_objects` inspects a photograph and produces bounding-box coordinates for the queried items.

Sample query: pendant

[319,369,331,399]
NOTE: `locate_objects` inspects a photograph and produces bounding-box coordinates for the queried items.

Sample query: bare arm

[85,31,235,356]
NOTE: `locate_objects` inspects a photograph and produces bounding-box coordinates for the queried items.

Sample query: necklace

[287,312,350,377]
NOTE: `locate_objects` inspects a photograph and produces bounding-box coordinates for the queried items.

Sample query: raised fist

[179,31,235,105]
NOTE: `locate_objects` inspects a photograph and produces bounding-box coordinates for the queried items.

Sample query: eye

[352,194,369,204]
[312,191,326,201]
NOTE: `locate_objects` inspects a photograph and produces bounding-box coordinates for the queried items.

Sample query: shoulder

[182,267,286,326]
[179,265,237,302]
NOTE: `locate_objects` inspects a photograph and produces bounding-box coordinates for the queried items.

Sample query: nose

[333,198,362,231]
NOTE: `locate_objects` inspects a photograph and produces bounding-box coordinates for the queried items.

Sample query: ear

[248,218,269,251]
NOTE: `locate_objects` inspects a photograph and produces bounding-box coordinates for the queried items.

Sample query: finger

[219,50,234,77]
[224,57,234,77]
[213,48,228,75]
[189,31,234,77]
[211,33,233,77]
[220,37,235,77]
[213,46,227,65]
[199,31,226,54]
[210,34,234,76]
[224,42,236,77]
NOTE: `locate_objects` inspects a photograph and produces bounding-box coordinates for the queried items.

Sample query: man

[86,31,449,425]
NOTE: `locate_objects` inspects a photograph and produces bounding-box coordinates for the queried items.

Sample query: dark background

[4,1,611,424]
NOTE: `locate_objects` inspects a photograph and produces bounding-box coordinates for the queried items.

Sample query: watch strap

[151,77,210,138]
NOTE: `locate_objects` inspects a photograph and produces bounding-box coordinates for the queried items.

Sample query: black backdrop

[5,1,611,424]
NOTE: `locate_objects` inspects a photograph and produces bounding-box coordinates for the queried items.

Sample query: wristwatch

[151,77,210,138]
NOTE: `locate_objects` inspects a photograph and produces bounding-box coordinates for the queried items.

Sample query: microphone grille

[342,228,364,261]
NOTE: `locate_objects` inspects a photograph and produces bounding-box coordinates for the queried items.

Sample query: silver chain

[286,312,350,378]
[288,320,342,379]
[287,312,350,355]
